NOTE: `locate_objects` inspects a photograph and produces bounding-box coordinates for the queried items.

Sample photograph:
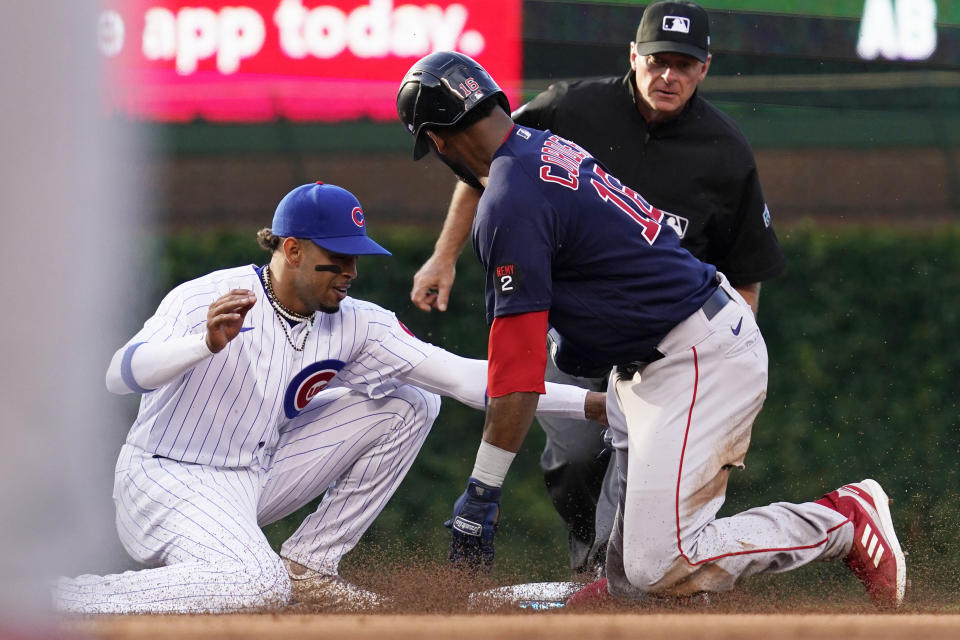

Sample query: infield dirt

[59,560,960,640]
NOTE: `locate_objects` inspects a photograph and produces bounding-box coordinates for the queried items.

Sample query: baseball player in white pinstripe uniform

[54,182,603,614]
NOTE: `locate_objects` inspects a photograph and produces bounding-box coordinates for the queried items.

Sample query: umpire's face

[630,48,710,122]
[291,240,358,314]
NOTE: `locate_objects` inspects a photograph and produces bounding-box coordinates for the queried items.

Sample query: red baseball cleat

[818,479,907,609]
[565,578,611,607]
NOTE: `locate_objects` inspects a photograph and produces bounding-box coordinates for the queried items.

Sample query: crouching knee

[389,384,442,427]
[621,539,690,596]
[622,547,730,598]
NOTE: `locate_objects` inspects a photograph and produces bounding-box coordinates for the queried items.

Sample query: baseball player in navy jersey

[397,52,906,608]
[410,0,786,575]
[53,182,603,614]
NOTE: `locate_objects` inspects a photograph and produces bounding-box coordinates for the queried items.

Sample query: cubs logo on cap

[634,0,710,62]
[351,206,365,227]
[271,182,390,256]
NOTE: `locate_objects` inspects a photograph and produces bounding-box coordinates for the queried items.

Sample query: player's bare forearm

[481,391,540,453]
[410,181,483,312]
[436,181,482,255]
[584,390,608,425]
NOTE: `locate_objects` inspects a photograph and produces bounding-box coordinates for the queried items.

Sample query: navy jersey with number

[473,126,717,369]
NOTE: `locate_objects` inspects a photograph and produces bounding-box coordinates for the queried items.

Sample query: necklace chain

[261,265,314,351]
[275,311,312,351]
[263,265,314,322]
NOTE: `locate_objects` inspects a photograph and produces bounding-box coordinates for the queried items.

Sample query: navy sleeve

[476,164,557,322]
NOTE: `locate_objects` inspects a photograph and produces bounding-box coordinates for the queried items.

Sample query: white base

[468,581,585,610]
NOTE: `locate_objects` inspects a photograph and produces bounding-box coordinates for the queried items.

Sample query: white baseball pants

[55,385,439,614]
[605,279,852,598]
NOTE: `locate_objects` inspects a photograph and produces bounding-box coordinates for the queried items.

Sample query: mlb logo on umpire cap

[271,181,391,256]
[662,16,690,33]
[635,0,710,62]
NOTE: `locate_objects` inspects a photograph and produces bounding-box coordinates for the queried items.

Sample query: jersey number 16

[590,164,663,245]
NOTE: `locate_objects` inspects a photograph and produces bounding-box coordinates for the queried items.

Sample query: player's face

[630,48,710,123]
[426,129,485,189]
[296,242,358,314]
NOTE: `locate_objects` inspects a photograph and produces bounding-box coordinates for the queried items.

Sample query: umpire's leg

[538,335,610,573]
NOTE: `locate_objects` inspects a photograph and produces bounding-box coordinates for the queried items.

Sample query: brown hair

[256,228,282,252]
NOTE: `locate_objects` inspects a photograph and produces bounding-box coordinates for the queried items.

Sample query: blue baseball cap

[271,182,391,256]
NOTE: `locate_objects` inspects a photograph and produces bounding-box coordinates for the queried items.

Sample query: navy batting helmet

[397,51,510,160]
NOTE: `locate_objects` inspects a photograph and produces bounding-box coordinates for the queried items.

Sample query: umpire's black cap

[397,51,510,160]
[635,1,710,62]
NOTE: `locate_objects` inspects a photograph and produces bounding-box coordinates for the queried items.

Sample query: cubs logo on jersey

[284,359,347,418]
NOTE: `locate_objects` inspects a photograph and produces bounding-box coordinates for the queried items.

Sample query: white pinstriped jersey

[122,265,439,468]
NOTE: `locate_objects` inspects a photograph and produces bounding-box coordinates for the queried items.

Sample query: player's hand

[205,289,257,353]
[444,477,500,572]
[584,391,608,426]
[410,253,456,312]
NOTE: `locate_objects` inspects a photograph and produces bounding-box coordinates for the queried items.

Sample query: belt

[701,285,732,321]
[616,286,732,377]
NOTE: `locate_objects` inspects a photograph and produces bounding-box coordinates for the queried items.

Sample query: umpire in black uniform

[408,0,786,573]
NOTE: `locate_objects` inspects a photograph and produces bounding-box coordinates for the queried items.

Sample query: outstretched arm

[400,347,604,421]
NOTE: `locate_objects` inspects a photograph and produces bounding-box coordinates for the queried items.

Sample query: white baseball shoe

[818,479,907,609]
[283,558,386,611]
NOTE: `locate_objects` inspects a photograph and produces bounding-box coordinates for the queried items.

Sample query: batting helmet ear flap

[397,51,509,161]
[397,75,442,160]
